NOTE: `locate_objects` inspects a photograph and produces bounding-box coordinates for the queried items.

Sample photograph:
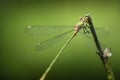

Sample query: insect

[24,16,105,51]
[25,14,109,80]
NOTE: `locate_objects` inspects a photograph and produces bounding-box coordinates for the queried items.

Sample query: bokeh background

[0,0,120,80]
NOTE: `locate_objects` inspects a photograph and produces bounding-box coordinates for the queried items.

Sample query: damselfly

[24,19,108,51]
[24,14,109,80]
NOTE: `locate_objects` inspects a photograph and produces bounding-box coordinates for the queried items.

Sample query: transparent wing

[79,27,110,50]
[95,27,110,38]
[36,29,73,51]
[24,25,73,35]
[80,27,110,39]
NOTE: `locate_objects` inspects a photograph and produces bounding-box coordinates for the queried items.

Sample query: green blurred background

[0,0,120,80]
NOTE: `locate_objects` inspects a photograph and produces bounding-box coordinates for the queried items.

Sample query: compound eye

[85,16,88,20]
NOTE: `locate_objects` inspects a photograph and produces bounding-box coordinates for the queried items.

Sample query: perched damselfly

[25,21,108,51]
[24,14,109,80]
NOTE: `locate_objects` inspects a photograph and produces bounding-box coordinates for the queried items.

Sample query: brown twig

[85,13,115,80]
